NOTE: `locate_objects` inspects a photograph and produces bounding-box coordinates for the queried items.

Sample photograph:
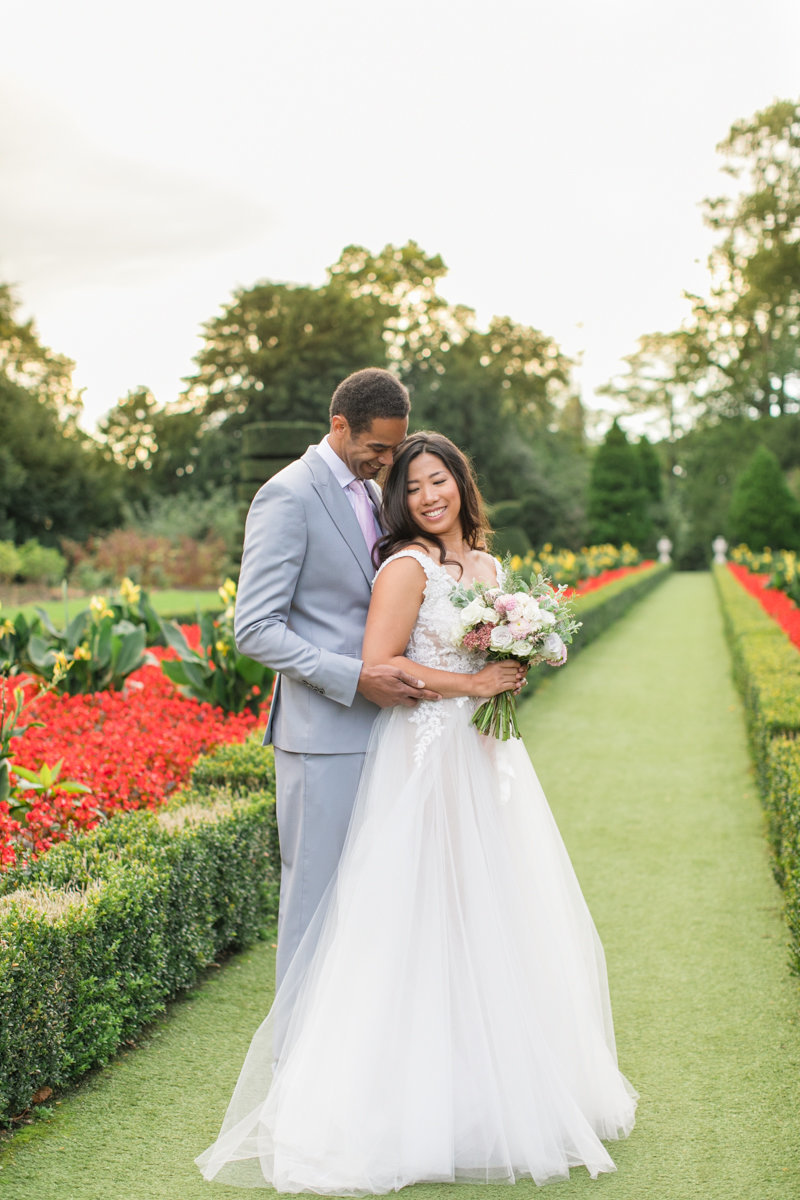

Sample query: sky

[2,0,799,432]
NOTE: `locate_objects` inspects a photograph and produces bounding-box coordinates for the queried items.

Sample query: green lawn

[0,588,221,624]
[1,573,798,1199]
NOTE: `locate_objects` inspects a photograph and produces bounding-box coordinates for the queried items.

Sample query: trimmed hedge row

[521,563,671,701]
[712,564,800,976]
[0,741,278,1125]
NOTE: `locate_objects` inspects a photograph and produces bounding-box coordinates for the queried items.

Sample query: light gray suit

[235,446,381,985]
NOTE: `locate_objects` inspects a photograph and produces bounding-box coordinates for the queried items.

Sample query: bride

[196,432,637,1193]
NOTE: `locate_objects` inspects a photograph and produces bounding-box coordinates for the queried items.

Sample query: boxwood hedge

[713,563,800,978]
[0,741,278,1125]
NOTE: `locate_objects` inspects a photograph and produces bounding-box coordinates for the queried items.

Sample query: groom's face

[331,415,408,481]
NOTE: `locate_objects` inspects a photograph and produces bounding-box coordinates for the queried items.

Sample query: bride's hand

[471,660,526,698]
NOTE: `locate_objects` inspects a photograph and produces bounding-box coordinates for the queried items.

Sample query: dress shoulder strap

[372,548,443,587]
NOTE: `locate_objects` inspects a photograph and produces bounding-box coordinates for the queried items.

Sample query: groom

[235,368,439,986]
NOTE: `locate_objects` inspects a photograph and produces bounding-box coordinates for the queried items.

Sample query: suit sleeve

[234,478,363,708]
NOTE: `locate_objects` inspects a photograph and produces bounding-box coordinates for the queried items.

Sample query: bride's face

[406,452,462,537]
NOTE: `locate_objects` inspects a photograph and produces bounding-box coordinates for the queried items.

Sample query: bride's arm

[363,558,523,700]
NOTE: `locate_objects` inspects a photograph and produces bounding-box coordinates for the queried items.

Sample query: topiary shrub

[588,420,652,549]
[491,526,532,558]
[727,445,800,552]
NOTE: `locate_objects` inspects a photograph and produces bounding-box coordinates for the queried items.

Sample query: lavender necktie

[347,479,378,557]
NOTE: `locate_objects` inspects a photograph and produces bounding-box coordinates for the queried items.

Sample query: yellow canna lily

[119,577,141,605]
[218,578,237,605]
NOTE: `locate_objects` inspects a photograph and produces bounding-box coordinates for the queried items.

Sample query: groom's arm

[235,480,363,707]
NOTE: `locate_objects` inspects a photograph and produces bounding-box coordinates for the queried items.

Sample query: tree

[184,280,388,427]
[587,421,652,549]
[689,99,800,419]
[637,436,663,504]
[0,287,123,544]
[97,387,160,472]
[602,99,800,430]
[327,240,473,384]
[598,329,708,448]
[727,444,800,550]
[0,284,84,429]
[97,388,218,501]
[0,373,122,545]
[183,241,573,501]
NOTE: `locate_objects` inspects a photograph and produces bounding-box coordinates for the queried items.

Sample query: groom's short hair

[330,368,410,435]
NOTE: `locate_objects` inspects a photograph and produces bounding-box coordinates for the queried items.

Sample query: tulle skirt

[196,699,636,1193]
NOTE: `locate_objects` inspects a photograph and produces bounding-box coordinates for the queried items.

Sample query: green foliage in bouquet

[158,579,273,716]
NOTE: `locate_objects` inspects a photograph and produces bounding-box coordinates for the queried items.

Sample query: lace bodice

[374,548,484,675]
[372,549,498,764]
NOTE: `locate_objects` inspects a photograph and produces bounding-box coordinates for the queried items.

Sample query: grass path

[1,573,799,1199]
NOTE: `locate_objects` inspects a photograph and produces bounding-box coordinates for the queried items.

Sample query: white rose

[480,605,499,625]
[541,632,567,664]
[460,597,487,626]
[489,625,514,650]
[522,602,545,629]
[538,608,556,627]
[511,639,531,656]
[450,622,468,646]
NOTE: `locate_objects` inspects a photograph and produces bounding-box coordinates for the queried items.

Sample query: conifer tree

[727,444,800,550]
[587,420,652,549]
[637,436,663,503]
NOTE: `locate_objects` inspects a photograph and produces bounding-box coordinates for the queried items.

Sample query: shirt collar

[317,434,356,489]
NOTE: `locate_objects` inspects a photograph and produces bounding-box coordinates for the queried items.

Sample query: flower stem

[471,690,521,741]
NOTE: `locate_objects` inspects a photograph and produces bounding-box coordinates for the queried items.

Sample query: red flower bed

[1,644,268,868]
[727,562,800,651]
[566,561,656,598]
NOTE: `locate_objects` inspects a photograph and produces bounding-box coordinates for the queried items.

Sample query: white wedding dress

[196,550,637,1193]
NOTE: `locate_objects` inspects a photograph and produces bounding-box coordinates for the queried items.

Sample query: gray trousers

[273,748,365,989]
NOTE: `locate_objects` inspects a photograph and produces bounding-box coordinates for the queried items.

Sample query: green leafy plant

[108,577,168,646]
[24,593,152,695]
[0,606,36,677]
[159,579,272,715]
[0,664,90,838]
[7,760,92,825]
[769,551,800,607]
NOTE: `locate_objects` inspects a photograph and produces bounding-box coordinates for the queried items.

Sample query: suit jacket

[234,446,382,754]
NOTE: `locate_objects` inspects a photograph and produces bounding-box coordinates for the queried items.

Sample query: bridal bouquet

[450,557,582,741]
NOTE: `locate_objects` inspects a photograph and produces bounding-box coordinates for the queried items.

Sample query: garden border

[713,562,800,977]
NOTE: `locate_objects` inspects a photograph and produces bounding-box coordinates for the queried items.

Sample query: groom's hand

[358,665,441,708]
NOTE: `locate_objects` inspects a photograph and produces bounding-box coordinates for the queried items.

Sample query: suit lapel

[303,448,376,583]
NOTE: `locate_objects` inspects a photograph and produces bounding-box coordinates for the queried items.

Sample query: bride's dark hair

[375,432,492,573]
